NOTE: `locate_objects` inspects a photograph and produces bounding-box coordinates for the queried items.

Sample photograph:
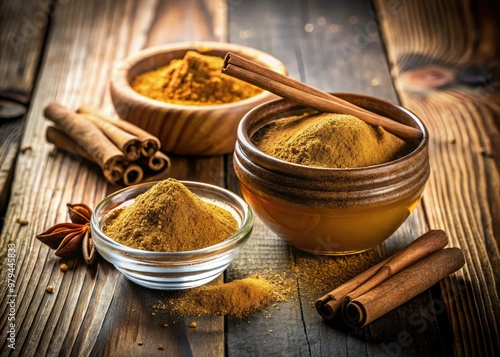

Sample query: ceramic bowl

[233,93,429,255]
[91,181,253,290]
[110,41,286,156]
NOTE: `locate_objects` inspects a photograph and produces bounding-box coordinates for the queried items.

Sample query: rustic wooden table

[1,0,499,356]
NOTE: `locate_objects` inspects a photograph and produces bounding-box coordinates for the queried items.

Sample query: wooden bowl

[110,41,287,156]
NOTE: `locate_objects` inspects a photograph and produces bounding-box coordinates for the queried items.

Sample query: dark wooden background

[0,0,499,356]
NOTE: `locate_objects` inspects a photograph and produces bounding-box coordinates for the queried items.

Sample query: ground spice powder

[252,113,410,168]
[154,273,295,318]
[132,51,262,105]
[291,249,381,296]
[152,250,379,318]
[103,178,238,252]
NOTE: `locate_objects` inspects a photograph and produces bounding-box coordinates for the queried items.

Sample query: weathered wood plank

[226,0,442,356]
[0,0,227,355]
[0,0,51,213]
[374,0,500,355]
[226,1,312,355]
[2,0,496,356]
[145,0,227,46]
[293,0,445,355]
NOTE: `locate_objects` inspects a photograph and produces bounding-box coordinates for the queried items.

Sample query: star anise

[36,203,97,264]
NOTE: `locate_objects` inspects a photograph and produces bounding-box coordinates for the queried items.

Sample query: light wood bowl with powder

[110,41,287,156]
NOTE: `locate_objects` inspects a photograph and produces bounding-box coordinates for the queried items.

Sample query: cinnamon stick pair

[44,103,170,186]
[315,230,465,328]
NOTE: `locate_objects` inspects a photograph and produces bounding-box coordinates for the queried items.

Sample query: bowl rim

[91,180,254,257]
[236,92,429,173]
[110,41,287,111]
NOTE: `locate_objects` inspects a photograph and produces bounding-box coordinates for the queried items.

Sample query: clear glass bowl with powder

[91,181,253,290]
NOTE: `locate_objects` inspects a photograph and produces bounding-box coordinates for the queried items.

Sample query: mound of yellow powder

[132,51,262,105]
[154,273,295,318]
[103,178,238,252]
[252,113,410,168]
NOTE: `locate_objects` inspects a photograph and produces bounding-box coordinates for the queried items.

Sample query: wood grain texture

[0,0,50,213]
[374,0,500,355]
[227,0,442,356]
[226,2,311,355]
[0,0,227,355]
[0,121,22,211]
[145,0,227,46]
[2,0,497,356]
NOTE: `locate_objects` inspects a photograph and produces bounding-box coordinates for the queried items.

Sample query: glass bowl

[91,180,253,290]
[233,93,429,255]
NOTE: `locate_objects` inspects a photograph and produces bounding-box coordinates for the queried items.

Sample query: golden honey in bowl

[239,184,423,254]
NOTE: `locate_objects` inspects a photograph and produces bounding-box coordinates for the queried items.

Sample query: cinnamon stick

[343,247,465,328]
[315,230,449,320]
[346,230,449,300]
[46,126,95,163]
[77,105,161,157]
[123,164,144,186]
[145,151,171,172]
[47,124,170,186]
[79,112,141,161]
[44,103,125,183]
[222,52,422,141]
[46,126,126,183]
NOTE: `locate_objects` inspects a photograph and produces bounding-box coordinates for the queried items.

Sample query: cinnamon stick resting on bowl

[315,230,465,327]
[222,52,422,141]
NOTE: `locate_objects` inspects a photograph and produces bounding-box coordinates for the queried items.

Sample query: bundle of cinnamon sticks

[315,230,465,328]
[44,103,170,186]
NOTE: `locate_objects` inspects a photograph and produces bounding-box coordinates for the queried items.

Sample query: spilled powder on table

[152,244,380,318]
[154,273,296,319]
[290,248,382,304]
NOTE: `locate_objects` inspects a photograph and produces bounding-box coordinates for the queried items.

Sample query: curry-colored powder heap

[252,113,410,168]
[103,178,239,252]
[154,273,295,318]
[132,50,262,105]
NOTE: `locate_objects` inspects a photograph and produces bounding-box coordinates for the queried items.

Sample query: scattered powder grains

[103,178,238,252]
[152,250,379,318]
[59,263,68,272]
[252,113,410,168]
[154,274,295,319]
[291,249,381,299]
[132,50,262,105]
